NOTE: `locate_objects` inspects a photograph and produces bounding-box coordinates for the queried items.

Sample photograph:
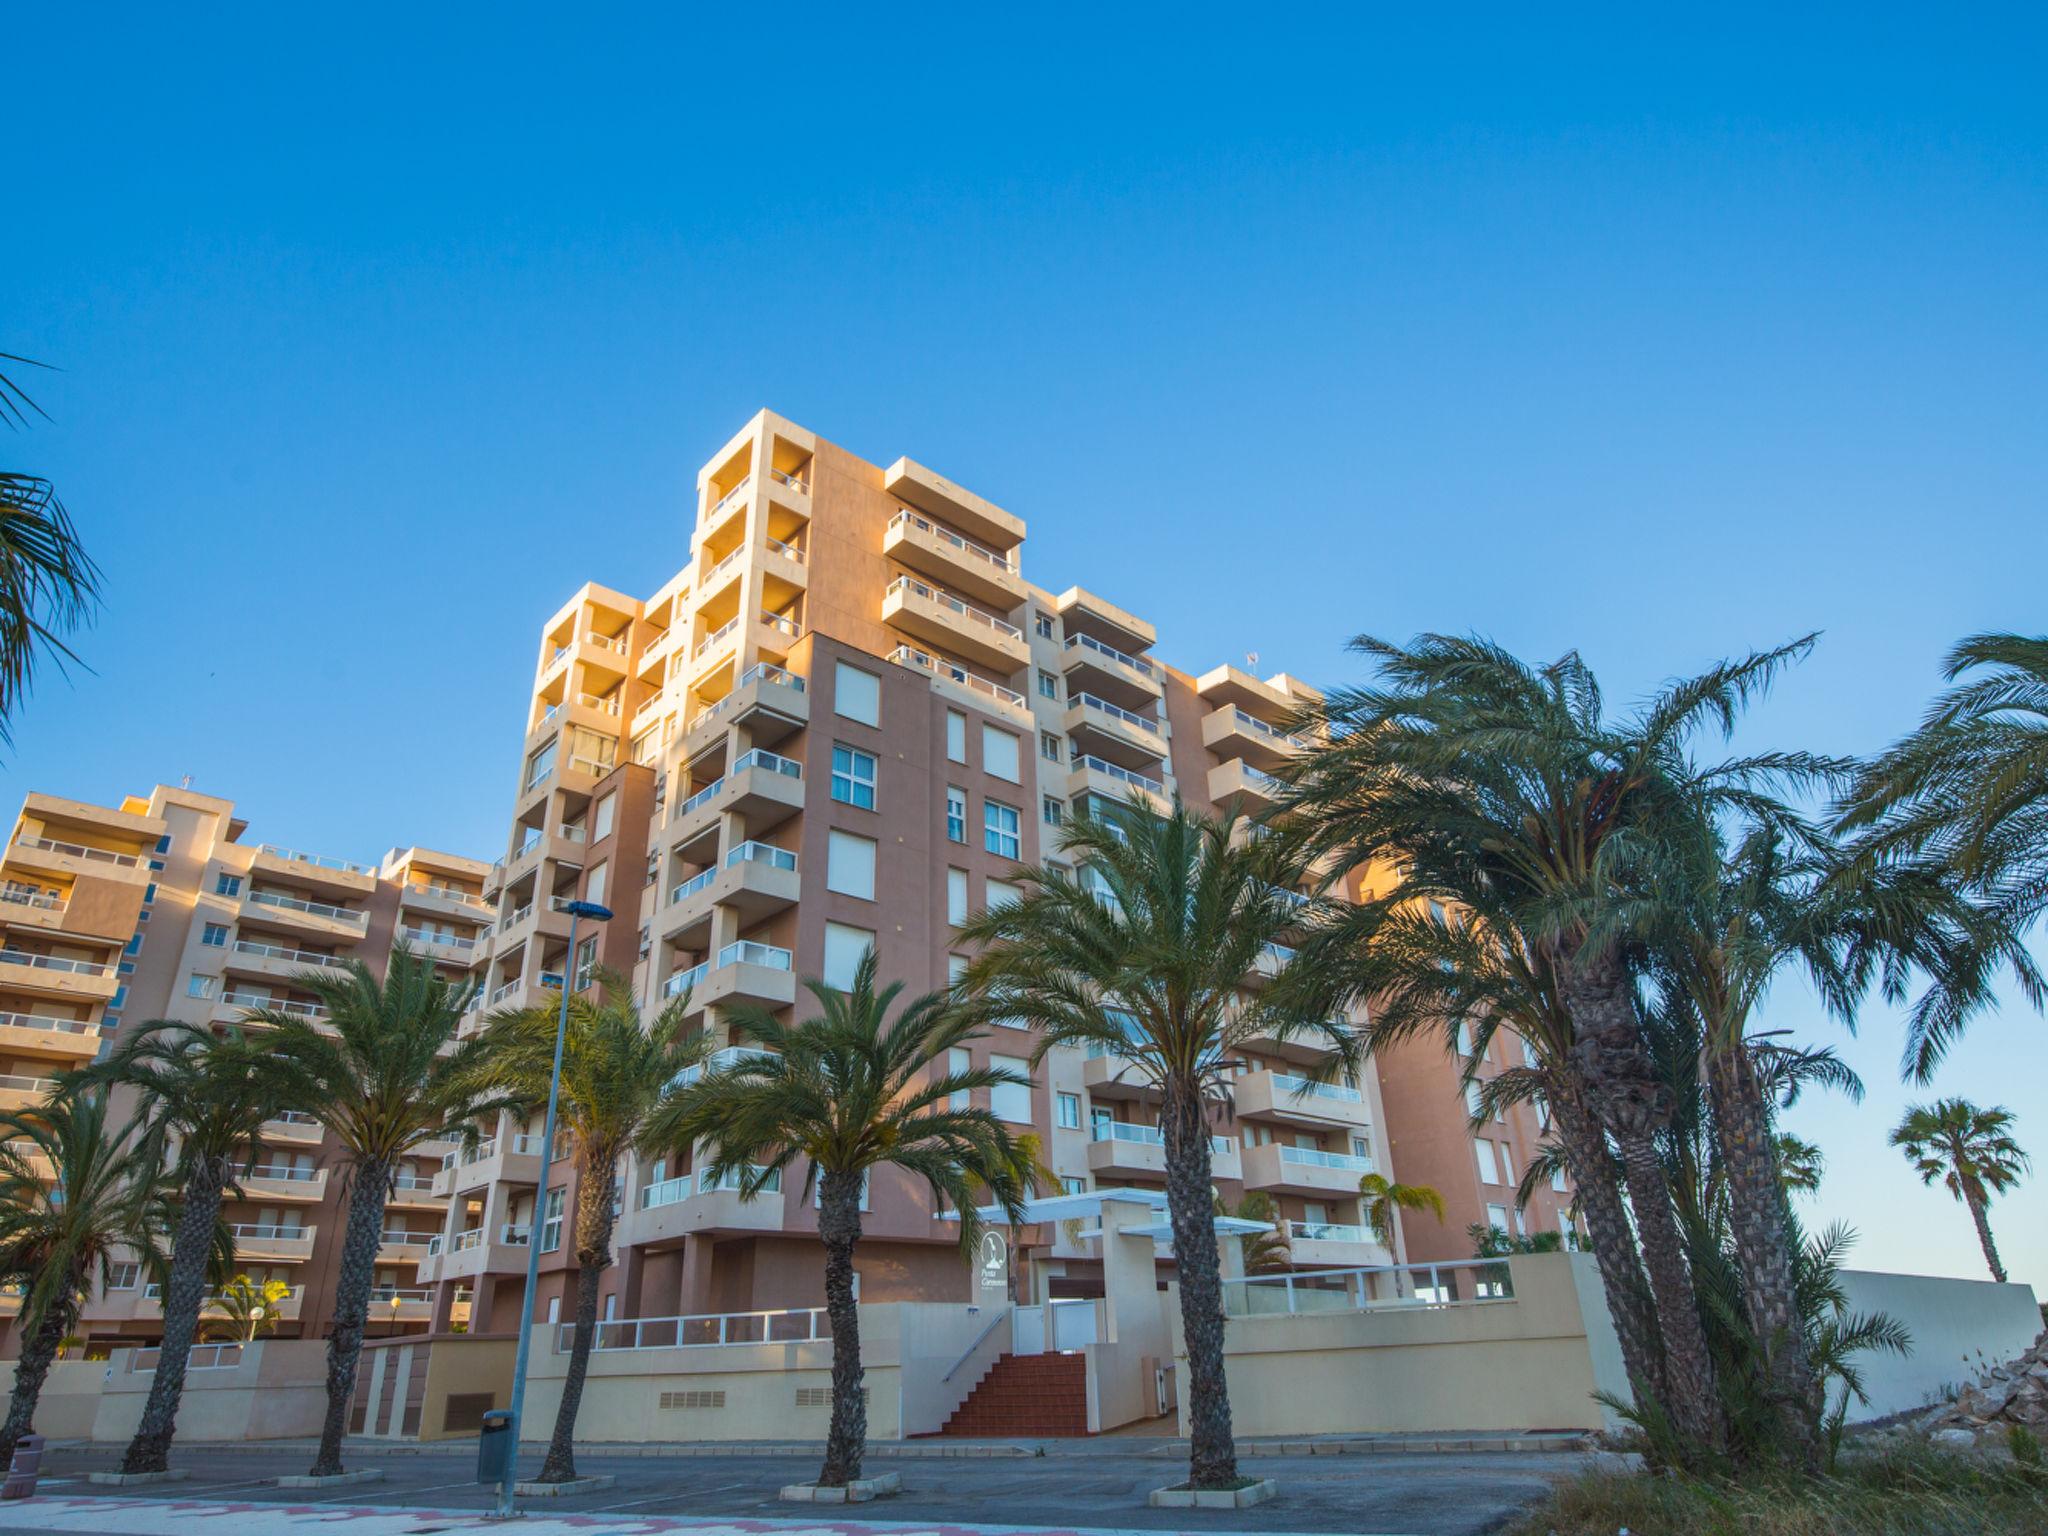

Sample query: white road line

[587,1481,743,1511]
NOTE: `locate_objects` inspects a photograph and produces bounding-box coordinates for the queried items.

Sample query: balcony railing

[886,507,1015,573]
[768,467,810,494]
[0,1073,57,1097]
[234,939,348,969]
[587,632,629,656]
[0,1011,96,1037]
[670,1045,777,1091]
[263,1110,323,1132]
[760,609,803,640]
[576,691,622,716]
[885,574,1022,640]
[1230,707,1308,750]
[0,950,113,978]
[765,536,806,564]
[15,836,139,868]
[693,615,740,660]
[379,1229,438,1248]
[229,1221,311,1243]
[390,1172,438,1194]
[888,644,1026,707]
[1075,693,1161,734]
[221,990,329,1019]
[0,888,65,913]
[731,748,801,780]
[248,890,367,926]
[257,845,369,876]
[398,927,478,951]
[1277,1145,1375,1173]
[687,662,806,736]
[662,960,708,999]
[1065,631,1154,678]
[695,1163,783,1196]
[719,939,791,971]
[1072,755,1163,793]
[1289,1220,1376,1244]
[1270,1072,1362,1103]
[669,868,716,906]
[698,546,745,590]
[501,1223,532,1246]
[499,903,533,932]
[1090,1123,1233,1157]
[244,1162,323,1183]
[703,475,752,525]
[726,840,796,874]
[570,1303,825,1353]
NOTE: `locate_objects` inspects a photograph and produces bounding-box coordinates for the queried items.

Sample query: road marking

[587,1480,748,1512]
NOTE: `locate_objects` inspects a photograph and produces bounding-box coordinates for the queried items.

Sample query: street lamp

[495,898,611,1518]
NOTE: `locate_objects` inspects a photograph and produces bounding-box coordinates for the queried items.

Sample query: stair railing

[942,1306,1012,1383]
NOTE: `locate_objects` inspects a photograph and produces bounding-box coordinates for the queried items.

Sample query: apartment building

[0,783,494,1353]
[424,408,1526,1338]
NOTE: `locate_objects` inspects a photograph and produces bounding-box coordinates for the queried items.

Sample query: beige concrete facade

[0,782,494,1355]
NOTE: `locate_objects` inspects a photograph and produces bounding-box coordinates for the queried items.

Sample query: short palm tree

[79,1019,295,1473]
[1218,1190,1291,1272]
[955,797,1352,1491]
[1281,632,1829,1452]
[205,1274,294,1343]
[249,945,510,1480]
[642,952,1030,1491]
[0,1091,164,1465]
[0,353,102,746]
[1889,1099,2029,1283]
[470,970,712,1484]
[1835,633,2048,1079]
[1357,1172,1446,1260]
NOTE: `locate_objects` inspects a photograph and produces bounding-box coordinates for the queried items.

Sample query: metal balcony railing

[885,574,1022,640]
[886,508,1015,574]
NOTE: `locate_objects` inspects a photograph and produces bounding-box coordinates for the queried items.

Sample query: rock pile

[1916,1331,2048,1446]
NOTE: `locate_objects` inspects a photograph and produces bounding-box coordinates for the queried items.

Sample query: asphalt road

[6,1438,1594,1536]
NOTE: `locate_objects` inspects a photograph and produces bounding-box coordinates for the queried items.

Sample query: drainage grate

[660,1389,726,1409]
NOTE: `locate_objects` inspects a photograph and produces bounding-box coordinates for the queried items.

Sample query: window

[983,801,1021,859]
[187,973,217,1000]
[1056,1092,1081,1130]
[945,786,966,843]
[540,1187,566,1253]
[947,869,969,925]
[108,1262,140,1291]
[111,985,127,1010]
[1040,731,1062,762]
[1351,1134,1375,1162]
[574,935,597,991]
[645,849,659,886]
[950,1047,971,1110]
[1062,1175,1087,1196]
[986,877,1021,909]
[834,661,880,726]
[948,954,968,984]
[154,834,172,854]
[1552,1165,1569,1193]
[148,859,165,872]
[215,873,242,897]
[143,883,158,905]
[1035,612,1055,639]
[586,861,608,907]
[1486,1203,1511,1234]
[525,740,557,789]
[827,831,877,901]
[1463,1081,1483,1120]
[1496,1142,1516,1183]
[831,745,877,809]
[1042,795,1064,828]
[990,1054,1032,1123]
[945,709,966,763]
[200,923,229,948]
[1474,1138,1497,1184]
[1456,1021,1475,1057]
[638,924,651,960]
[982,726,1020,783]
[1037,670,1060,700]
[593,791,617,842]
[822,923,874,990]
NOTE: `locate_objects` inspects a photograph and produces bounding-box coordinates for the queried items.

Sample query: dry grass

[1504,1443,2048,1536]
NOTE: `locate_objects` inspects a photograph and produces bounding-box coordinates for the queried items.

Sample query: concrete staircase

[939,1350,1090,1437]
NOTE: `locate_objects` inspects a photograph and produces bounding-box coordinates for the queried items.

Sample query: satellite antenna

[1245,652,1259,671]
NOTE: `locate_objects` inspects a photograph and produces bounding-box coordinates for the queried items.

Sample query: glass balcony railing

[0,950,113,977]
[1288,1220,1375,1244]
[1277,1145,1375,1173]
[1072,755,1163,793]
[885,574,1022,641]
[718,940,791,971]
[1064,631,1154,678]
[889,645,1025,707]
[731,748,801,779]
[769,467,810,495]
[760,609,803,640]
[15,835,140,868]
[1074,693,1161,734]
[234,939,349,968]
[886,507,1014,573]
[670,1045,777,1091]
[0,888,66,913]
[0,1010,96,1036]
[676,778,724,818]
[1270,1072,1363,1103]
[669,868,716,905]
[248,890,367,926]
[256,845,369,876]
[726,840,796,874]
[662,960,708,998]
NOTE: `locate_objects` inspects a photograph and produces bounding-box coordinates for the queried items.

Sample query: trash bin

[1,1433,45,1500]
[476,1410,516,1486]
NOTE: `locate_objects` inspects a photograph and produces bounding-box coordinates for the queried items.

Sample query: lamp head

[562,900,613,922]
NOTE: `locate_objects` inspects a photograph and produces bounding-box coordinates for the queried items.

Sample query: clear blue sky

[5,8,2043,1288]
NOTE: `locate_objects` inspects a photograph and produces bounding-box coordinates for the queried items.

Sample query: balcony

[131,1283,305,1326]
[228,1221,316,1264]
[418,1224,533,1284]
[0,885,69,932]
[396,926,484,962]
[1063,693,1167,771]
[887,645,1032,724]
[884,509,1025,610]
[431,1132,545,1196]
[0,1073,57,1112]
[699,474,753,540]
[242,1164,330,1203]
[375,1229,441,1267]
[668,752,804,852]
[663,940,796,1015]
[400,882,496,925]
[243,887,369,939]
[1207,757,1286,811]
[1240,1142,1375,1197]
[1201,705,1308,773]
[680,662,808,757]
[8,832,148,884]
[252,845,376,901]
[1053,587,1155,656]
[219,990,330,1029]
[1080,1037,1155,1102]
[1068,755,1167,816]
[386,1171,446,1210]
[1061,632,1162,709]
[670,1045,777,1091]
[259,1110,326,1146]
[1193,663,1318,727]
[1084,1123,1238,1181]
[0,948,119,1001]
[618,1165,786,1245]
[658,842,800,947]
[1284,1220,1394,1269]
[883,575,1026,675]
[1232,1069,1374,1130]
[367,1286,435,1326]
[0,1009,100,1061]
[227,938,351,983]
[883,458,1025,554]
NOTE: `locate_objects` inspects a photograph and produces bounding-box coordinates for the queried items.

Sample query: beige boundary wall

[1834,1269,2042,1419]
[0,1340,331,1443]
[1172,1252,1631,1437]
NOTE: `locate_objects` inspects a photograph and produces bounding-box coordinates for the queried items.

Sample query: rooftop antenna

[1245,651,1259,672]
[180,774,192,789]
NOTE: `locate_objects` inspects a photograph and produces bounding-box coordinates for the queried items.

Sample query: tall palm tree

[469,970,711,1485]
[1835,633,2048,1080]
[1281,633,1830,1452]
[642,951,1030,1490]
[1775,1135,1824,1197]
[249,945,509,1480]
[955,797,1352,1491]
[1356,1171,1446,1259]
[0,1091,163,1464]
[78,1020,294,1474]
[0,353,102,745]
[1889,1099,2029,1283]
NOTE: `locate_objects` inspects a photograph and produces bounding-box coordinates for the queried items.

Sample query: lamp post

[495,898,611,1518]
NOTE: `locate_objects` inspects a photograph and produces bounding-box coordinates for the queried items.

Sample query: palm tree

[249,945,509,1480]
[0,353,102,745]
[955,797,1353,1491]
[1775,1135,1825,1197]
[1357,1172,1446,1260]
[205,1275,294,1343]
[1281,633,1831,1452]
[469,970,711,1484]
[0,1091,163,1465]
[1835,633,2048,1080]
[79,1020,293,1474]
[643,952,1030,1490]
[1889,1099,2029,1283]
[1217,1190,1291,1272]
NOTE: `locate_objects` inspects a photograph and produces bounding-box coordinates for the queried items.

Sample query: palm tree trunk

[0,1284,75,1467]
[1549,1079,1667,1407]
[816,1168,866,1488]
[1704,1042,1818,1466]
[308,1158,390,1479]
[537,1161,618,1484]
[1162,1086,1237,1490]
[121,1160,227,1474]
[1963,1186,2008,1283]
[1561,946,1723,1455]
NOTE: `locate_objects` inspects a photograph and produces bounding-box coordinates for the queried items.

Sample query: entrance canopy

[965,1186,1275,1241]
